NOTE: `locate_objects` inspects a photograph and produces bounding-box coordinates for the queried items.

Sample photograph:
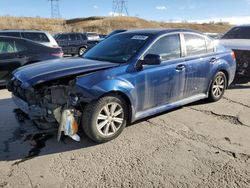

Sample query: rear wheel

[208,71,227,102]
[82,95,128,143]
[78,47,87,56]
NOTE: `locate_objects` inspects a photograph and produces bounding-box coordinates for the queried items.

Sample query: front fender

[75,77,135,104]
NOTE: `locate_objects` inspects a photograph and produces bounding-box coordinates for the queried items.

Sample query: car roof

[57,32,84,35]
[124,28,203,36]
[0,35,24,40]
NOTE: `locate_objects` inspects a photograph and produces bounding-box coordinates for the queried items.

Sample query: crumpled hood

[218,39,250,51]
[14,57,118,87]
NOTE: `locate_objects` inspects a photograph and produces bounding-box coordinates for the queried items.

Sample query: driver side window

[145,34,181,61]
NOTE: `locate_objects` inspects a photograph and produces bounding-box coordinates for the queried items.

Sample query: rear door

[181,33,214,97]
[0,39,27,83]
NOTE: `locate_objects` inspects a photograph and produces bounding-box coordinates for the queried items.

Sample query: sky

[0,0,250,24]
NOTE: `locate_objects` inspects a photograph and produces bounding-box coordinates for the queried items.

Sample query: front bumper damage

[9,77,83,142]
[13,95,82,141]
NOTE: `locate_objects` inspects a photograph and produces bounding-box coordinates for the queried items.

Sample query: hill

[0,16,232,34]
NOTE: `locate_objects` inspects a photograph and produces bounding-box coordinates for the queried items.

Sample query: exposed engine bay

[8,78,82,141]
[234,50,250,77]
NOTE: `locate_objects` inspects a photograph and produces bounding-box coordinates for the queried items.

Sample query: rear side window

[0,32,21,38]
[81,34,88,40]
[145,34,181,61]
[76,34,82,40]
[69,34,76,41]
[184,34,207,56]
[0,40,26,54]
[22,32,50,42]
[57,34,68,40]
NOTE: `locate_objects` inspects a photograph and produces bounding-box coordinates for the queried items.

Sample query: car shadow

[0,97,98,163]
[231,76,250,86]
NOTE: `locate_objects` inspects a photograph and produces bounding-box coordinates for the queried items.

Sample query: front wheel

[82,95,128,143]
[208,71,227,102]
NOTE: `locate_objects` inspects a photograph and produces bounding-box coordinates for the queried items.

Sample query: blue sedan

[9,29,236,143]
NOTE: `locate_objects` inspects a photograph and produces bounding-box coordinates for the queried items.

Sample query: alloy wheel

[96,102,124,136]
[212,75,225,98]
[79,48,86,56]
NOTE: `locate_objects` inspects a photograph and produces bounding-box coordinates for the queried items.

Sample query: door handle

[209,58,217,64]
[176,64,185,71]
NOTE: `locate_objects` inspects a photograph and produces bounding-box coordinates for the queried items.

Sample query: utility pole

[112,0,129,16]
[48,0,61,18]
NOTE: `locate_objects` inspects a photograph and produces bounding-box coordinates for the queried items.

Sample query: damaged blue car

[8,29,236,143]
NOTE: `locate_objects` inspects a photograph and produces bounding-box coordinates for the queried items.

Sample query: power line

[112,0,129,16]
[48,0,61,18]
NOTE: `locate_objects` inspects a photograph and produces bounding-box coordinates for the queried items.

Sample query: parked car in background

[86,32,100,41]
[0,30,58,47]
[105,29,127,39]
[0,36,63,86]
[55,32,99,56]
[8,29,236,143]
[219,25,250,77]
[99,34,107,40]
[205,32,223,39]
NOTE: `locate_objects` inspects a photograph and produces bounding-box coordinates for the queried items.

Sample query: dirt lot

[0,81,250,188]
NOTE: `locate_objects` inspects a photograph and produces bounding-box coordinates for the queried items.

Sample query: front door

[133,34,186,112]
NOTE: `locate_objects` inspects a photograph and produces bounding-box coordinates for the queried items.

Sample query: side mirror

[142,54,161,65]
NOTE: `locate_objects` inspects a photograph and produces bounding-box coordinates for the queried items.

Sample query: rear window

[222,27,250,39]
[0,32,21,38]
[22,32,50,42]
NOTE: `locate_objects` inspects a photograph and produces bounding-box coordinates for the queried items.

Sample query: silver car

[0,30,58,47]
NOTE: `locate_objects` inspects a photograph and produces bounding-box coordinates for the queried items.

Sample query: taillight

[231,51,236,62]
[51,52,64,58]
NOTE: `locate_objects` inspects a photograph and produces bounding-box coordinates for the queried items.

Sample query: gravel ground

[0,81,250,188]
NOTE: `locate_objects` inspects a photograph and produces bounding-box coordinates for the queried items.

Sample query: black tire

[78,47,87,56]
[82,95,129,143]
[208,71,227,102]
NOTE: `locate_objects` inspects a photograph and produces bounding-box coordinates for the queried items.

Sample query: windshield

[84,33,150,63]
[222,27,250,39]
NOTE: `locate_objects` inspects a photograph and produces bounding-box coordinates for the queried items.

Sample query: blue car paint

[13,29,236,123]
[14,57,119,88]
